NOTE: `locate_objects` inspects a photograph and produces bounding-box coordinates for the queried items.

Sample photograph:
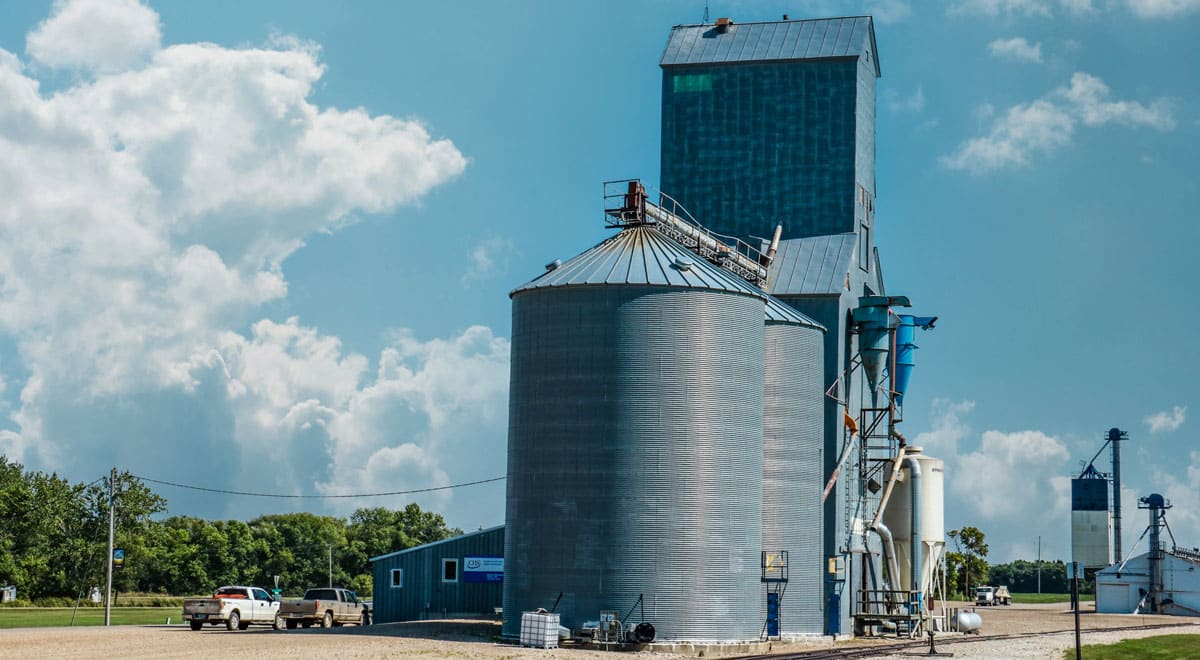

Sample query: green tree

[947,526,989,598]
[84,471,168,595]
[248,512,348,594]
[342,504,460,596]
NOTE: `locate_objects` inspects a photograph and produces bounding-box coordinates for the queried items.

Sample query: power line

[131,474,506,499]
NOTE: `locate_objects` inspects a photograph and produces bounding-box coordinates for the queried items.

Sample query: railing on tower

[603,179,781,289]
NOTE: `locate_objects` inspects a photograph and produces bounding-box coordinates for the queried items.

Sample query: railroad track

[727,621,1200,659]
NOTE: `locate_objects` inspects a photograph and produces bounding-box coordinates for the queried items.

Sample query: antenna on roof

[703,1,710,23]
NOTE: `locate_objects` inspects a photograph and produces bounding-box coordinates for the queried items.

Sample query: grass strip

[0,607,180,629]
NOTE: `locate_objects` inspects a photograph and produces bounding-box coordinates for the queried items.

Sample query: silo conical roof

[764,295,826,331]
[511,226,768,299]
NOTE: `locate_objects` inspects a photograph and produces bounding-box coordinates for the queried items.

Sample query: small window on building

[442,558,459,583]
[860,224,871,273]
[390,568,403,588]
[673,73,712,93]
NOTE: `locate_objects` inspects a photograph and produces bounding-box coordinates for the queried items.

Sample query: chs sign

[463,557,503,583]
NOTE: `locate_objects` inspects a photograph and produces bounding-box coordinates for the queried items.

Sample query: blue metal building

[369,526,504,624]
[660,16,884,636]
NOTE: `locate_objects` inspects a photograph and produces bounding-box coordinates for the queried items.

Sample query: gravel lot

[2,603,1198,659]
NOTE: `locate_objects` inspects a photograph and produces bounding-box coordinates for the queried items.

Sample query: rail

[603,179,778,288]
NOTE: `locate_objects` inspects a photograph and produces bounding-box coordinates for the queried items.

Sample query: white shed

[1095,549,1200,615]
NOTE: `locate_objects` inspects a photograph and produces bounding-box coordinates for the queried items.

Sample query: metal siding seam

[757,23,775,60]
[780,241,803,294]
[833,19,853,57]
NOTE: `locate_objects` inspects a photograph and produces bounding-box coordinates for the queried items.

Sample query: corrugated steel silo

[503,226,767,641]
[761,296,826,636]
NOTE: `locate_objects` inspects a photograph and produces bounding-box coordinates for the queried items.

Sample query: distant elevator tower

[1071,464,1111,569]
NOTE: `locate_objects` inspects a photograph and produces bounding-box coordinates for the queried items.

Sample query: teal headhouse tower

[660,17,879,243]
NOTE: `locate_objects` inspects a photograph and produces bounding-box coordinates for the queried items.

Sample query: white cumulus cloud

[953,429,1071,520]
[942,72,1174,173]
[1144,405,1186,433]
[1061,0,1097,13]
[0,1,504,524]
[988,37,1044,63]
[26,0,161,73]
[462,237,515,284]
[884,87,926,113]
[1126,0,1200,17]
[913,398,975,456]
[948,0,1053,16]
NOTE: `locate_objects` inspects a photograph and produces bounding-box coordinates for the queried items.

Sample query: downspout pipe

[904,455,923,607]
[870,522,902,596]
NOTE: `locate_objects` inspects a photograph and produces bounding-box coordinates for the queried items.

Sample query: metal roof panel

[766,234,858,296]
[369,525,505,563]
[661,17,878,75]
[512,226,769,299]
[765,295,826,330]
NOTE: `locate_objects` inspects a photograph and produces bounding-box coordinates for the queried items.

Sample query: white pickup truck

[279,587,369,629]
[182,586,283,631]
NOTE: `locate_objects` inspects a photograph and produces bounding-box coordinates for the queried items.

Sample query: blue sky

[0,0,1195,564]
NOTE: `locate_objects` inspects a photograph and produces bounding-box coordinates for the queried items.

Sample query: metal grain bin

[504,226,767,641]
[761,296,826,637]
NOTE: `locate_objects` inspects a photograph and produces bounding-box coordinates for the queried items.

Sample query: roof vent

[715,17,733,33]
[673,257,694,271]
[545,259,561,272]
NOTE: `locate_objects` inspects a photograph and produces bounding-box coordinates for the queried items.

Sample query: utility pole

[1037,536,1042,594]
[105,467,115,627]
[328,543,333,588]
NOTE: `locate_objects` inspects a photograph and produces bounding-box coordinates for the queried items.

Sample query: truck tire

[226,610,240,631]
[189,620,203,631]
[273,613,284,630]
[286,619,298,630]
[301,621,312,628]
[321,610,333,629]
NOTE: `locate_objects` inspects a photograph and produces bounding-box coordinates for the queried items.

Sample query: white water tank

[883,447,945,596]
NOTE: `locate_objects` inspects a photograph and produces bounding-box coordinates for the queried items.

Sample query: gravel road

[2,603,1198,659]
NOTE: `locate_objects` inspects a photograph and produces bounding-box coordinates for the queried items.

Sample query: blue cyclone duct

[893,315,937,407]
[851,296,909,404]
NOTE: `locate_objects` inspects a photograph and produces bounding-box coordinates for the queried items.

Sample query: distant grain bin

[761,296,826,637]
[1072,464,1111,569]
[503,226,768,641]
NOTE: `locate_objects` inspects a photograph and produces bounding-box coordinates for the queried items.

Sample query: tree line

[0,456,459,601]
[944,525,1095,596]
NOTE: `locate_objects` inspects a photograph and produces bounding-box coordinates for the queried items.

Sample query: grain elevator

[503,15,944,643]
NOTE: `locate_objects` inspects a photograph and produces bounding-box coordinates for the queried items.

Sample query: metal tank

[1071,465,1111,570]
[504,226,768,641]
[881,447,945,598]
[760,296,826,637]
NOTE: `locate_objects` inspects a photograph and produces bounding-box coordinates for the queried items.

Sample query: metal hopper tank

[503,225,768,641]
